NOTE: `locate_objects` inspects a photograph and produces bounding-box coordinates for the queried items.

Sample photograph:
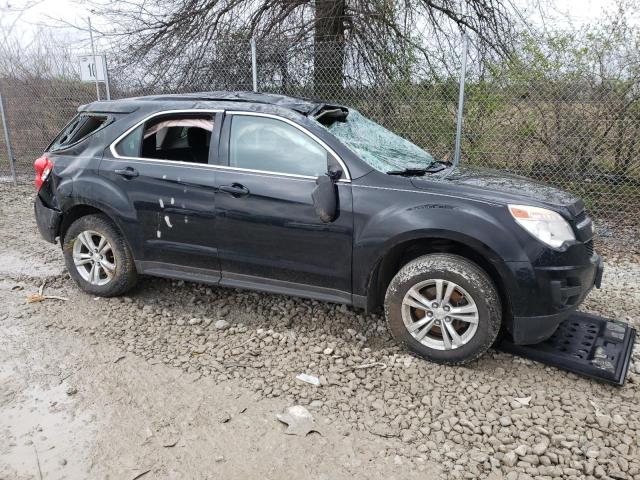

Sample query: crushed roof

[79,91,346,116]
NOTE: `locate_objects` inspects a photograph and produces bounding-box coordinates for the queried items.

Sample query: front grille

[585,240,594,256]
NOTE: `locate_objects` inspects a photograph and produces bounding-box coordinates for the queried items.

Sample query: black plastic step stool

[497,312,636,386]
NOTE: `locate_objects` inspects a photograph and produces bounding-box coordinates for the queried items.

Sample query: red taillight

[34,155,53,190]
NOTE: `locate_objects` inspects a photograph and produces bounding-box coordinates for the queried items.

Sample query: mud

[1,183,639,480]
[1,185,440,479]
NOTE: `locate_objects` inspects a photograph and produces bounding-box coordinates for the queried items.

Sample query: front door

[99,111,222,275]
[214,112,353,301]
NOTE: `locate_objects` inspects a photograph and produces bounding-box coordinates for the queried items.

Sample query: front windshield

[321,109,435,173]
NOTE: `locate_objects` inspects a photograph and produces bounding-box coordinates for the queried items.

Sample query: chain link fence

[1,33,639,247]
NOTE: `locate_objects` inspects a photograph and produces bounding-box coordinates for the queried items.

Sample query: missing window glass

[115,114,214,164]
[49,114,110,151]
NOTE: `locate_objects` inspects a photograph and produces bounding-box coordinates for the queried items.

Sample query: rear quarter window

[48,114,110,152]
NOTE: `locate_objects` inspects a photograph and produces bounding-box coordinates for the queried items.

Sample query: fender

[351,184,533,311]
[58,174,143,258]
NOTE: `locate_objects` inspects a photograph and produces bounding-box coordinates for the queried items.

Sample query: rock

[583,445,600,458]
[469,450,489,463]
[188,317,201,325]
[503,451,518,467]
[532,442,548,456]
[215,320,230,330]
[66,387,78,396]
[499,416,512,426]
[370,423,399,438]
[595,414,611,428]
[612,414,625,425]
[514,445,528,456]
[486,471,502,480]
[323,347,334,355]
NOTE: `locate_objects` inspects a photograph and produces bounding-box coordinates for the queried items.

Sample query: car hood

[410,166,584,216]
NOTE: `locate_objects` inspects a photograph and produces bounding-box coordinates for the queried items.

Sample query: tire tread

[384,253,501,365]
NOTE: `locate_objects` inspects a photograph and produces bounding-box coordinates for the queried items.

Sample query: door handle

[114,167,139,178]
[219,183,250,197]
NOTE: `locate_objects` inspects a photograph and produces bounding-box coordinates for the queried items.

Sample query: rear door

[99,110,223,277]
[213,111,354,301]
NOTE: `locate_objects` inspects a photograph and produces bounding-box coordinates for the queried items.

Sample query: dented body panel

[34,92,601,345]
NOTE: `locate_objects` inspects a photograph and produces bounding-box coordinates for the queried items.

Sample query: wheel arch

[58,203,135,260]
[59,204,107,244]
[364,233,513,324]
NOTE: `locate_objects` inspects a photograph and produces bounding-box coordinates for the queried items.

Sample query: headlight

[508,204,575,248]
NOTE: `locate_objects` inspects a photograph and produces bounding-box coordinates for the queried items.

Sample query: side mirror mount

[311,173,338,223]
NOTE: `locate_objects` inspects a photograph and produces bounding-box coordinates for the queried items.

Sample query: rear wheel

[384,253,501,365]
[62,214,137,297]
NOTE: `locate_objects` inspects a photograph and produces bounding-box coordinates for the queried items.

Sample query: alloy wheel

[401,279,479,350]
[72,230,116,286]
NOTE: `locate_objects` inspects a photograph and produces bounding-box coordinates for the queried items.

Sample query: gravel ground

[1,182,640,480]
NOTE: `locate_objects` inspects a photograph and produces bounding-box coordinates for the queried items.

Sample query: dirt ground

[1,183,639,480]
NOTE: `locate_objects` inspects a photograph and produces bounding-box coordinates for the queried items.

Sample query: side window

[115,124,143,157]
[229,115,330,177]
[114,114,214,164]
[49,114,109,152]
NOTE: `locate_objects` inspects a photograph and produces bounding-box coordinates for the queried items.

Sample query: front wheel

[62,214,137,297]
[384,253,501,365]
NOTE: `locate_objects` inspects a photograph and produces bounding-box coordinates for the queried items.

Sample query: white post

[251,37,258,92]
[88,16,100,101]
[103,55,111,100]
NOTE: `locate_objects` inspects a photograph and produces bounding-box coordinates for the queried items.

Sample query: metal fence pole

[453,30,468,168]
[0,92,17,185]
[103,55,112,101]
[251,37,258,92]
[88,16,101,101]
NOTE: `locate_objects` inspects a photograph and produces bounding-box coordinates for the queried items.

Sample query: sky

[0,0,626,56]
[11,0,618,23]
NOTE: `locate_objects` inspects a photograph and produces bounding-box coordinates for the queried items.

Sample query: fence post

[251,37,258,92]
[453,29,468,168]
[103,55,112,101]
[88,16,101,101]
[0,92,17,185]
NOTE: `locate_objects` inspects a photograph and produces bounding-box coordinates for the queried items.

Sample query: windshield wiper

[387,161,452,176]
[387,167,429,176]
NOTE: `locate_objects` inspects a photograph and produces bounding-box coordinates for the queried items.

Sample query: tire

[384,253,501,365]
[62,214,137,297]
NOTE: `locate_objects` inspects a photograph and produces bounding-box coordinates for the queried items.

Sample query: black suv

[34,91,603,364]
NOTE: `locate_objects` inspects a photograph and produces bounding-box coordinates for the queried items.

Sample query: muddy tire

[62,214,137,297]
[384,254,501,365]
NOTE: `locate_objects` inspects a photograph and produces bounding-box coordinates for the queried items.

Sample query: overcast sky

[0,0,625,54]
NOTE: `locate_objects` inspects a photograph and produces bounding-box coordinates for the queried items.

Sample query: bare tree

[88,0,517,97]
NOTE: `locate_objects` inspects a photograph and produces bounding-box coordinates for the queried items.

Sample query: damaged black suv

[34,91,603,364]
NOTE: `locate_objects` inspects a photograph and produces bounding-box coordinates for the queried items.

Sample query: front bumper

[508,254,603,345]
[34,195,62,244]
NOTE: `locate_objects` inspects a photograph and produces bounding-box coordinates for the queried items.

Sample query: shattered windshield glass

[321,109,435,173]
